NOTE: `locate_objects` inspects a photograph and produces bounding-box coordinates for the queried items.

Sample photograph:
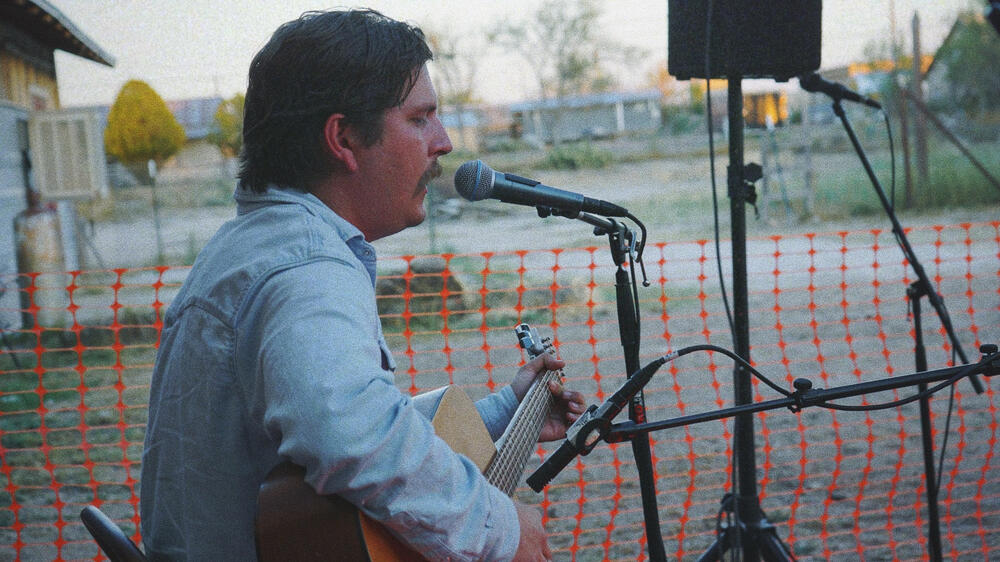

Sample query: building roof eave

[1,0,116,67]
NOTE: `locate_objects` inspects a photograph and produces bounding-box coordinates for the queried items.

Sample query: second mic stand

[829,97,986,562]
[529,342,1000,557]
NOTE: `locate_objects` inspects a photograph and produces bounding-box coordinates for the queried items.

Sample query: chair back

[79,506,148,562]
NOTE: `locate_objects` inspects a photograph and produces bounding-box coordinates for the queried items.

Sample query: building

[1,0,115,329]
[509,90,661,145]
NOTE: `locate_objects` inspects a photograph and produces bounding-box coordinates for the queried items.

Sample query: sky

[49,0,979,108]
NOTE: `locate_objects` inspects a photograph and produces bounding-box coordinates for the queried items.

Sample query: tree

[647,62,679,128]
[104,80,185,174]
[934,11,1000,117]
[206,93,245,159]
[490,0,643,144]
[426,30,480,152]
[103,80,185,263]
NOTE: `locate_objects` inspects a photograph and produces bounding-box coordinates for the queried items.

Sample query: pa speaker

[668,0,822,81]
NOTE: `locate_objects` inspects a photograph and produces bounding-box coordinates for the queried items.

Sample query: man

[139,8,585,561]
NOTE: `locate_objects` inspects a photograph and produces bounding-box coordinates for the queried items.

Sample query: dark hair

[238,9,432,193]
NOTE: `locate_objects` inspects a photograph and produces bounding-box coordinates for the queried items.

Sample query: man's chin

[405,200,428,229]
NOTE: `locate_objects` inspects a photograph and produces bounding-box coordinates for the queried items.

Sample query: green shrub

[206,93,245,158]
[104,80,186,169]
[539,142,614,170]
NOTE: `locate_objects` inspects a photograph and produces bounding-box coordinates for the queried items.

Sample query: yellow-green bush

[206,93,244,158]
[104,80,185,166]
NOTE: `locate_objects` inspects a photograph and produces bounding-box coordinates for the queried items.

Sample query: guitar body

[255,386,497,562]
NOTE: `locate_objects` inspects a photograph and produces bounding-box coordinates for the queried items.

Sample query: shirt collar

[233,185,378,281]
[234,184,363,238]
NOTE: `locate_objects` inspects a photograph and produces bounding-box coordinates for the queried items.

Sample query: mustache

[420,160,443,185]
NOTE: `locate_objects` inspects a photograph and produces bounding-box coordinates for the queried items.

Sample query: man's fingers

[538,353,564,371]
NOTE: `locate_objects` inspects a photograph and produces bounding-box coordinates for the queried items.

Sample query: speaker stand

[697,76,795,562]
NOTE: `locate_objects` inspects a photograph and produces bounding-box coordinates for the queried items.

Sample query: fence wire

[1,222,998,561]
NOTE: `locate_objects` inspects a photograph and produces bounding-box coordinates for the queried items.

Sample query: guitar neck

[484,368,561,496]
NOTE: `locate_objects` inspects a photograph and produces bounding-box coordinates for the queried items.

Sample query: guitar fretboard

[484,369,562,496]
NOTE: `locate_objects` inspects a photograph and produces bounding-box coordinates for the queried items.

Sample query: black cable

[667,344,987,413]
[815,362,981,412]
[880,102,958,502]
[703,17,736,348]
[674,344,793,398]
[699,6,741,560]
[625,211,650,288]
[935,384,956,494]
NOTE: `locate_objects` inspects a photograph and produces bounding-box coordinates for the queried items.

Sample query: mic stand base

[697,494,795,562]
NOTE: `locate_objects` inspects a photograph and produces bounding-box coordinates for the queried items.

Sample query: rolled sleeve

[245,258,519,560]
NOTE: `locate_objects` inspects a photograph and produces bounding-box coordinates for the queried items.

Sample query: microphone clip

[565,404,609,453]
[536,205,579,219]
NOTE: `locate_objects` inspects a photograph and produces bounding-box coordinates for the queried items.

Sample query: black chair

[79,505,148,562]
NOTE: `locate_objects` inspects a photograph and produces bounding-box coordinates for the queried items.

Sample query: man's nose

[431,117,453,156]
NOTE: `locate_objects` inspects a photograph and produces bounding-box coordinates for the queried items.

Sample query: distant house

[806,55,934,123]
[509,90,661,144]
[0,0,115,328]
[440,108,483,152]
[166,97,223,140]
[159,97,226,182]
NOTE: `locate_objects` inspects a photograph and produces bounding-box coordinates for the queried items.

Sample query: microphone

[798,72,882,109]
[454,160,629,218]
[527,355,672,491]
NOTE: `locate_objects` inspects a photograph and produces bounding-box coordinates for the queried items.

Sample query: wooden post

[912,13,930,192]
[899,87,914,208]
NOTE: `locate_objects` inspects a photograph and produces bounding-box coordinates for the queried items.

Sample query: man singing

[140,8,585,561]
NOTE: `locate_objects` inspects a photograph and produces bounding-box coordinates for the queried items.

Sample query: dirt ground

[48,140,1000,560]
[88,149,998,268]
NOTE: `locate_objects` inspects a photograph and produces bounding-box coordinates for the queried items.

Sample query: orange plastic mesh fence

[1,222,998,560]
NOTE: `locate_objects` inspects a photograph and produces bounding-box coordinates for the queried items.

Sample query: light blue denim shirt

[140,186,520,561]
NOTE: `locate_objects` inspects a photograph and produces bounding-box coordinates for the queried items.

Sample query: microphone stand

[571,210,668,561]
[528,343,1000,556]
[827,97,986,562]
[603,350,999,446]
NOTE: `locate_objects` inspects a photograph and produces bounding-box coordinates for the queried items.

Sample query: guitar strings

[486,369,563,496]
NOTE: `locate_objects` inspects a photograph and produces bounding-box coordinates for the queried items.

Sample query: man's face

[351,65,452,241]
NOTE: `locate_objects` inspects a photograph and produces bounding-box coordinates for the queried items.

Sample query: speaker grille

[668,0,822,81]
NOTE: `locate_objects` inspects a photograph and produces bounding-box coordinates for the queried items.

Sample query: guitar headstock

[515,323,554,360]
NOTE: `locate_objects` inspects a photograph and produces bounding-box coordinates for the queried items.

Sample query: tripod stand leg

[694,495,795,562]
[695,535,728,562]
[753,518,798,562]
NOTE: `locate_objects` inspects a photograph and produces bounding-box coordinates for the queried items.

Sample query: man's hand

[511,354,587,442]
[513,501,551,562]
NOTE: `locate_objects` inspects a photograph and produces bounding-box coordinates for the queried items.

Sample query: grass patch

[538,142,615,170]
[811,141,1000,220]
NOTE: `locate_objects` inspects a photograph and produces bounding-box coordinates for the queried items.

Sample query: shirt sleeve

[244,258,520,561]
[475,386,520,441]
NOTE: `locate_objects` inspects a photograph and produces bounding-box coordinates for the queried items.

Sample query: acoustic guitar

[255,323,563,561]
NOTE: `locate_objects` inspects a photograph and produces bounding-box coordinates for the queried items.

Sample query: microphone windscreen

[454,160,494,201]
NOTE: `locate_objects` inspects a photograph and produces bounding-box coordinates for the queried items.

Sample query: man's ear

[323,113,359,173]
